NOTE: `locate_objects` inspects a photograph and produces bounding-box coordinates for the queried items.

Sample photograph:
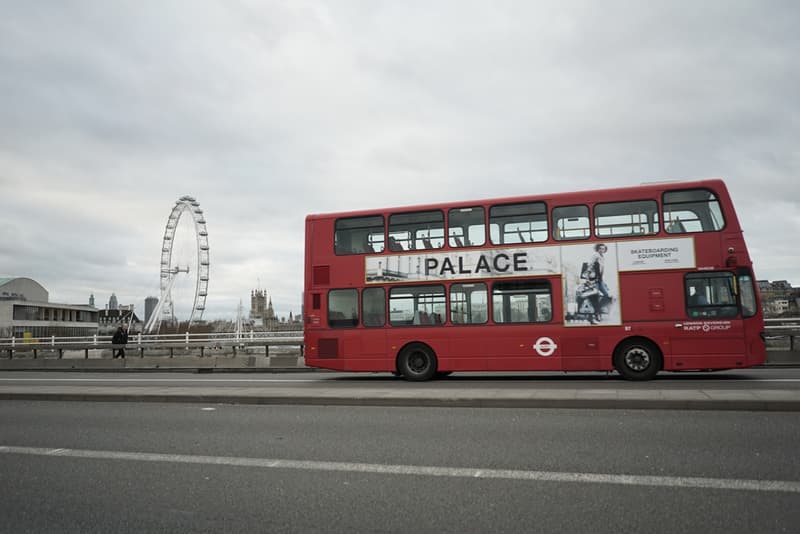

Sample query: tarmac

[2,371,800,412]
[1,350,799,411]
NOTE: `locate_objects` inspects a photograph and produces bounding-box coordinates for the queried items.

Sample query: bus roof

[305,178,730,221]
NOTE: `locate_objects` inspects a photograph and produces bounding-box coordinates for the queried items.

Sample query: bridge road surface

[1,400,800,533]
[2,368,800,411]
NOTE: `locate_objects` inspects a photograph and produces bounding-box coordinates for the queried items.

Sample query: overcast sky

[1,1,798,321]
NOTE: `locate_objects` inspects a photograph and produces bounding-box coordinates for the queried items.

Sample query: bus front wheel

[397,343,437,381]
[614,339,662,381]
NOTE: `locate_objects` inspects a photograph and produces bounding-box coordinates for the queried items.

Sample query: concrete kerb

[1,390,800,411]
[1,355,798,372]
[1,352,799,411]
[1,348,797,371]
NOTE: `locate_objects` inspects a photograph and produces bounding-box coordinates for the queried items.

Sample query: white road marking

[1,445,799,494]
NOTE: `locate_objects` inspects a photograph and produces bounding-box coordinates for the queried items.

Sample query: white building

[0,277,99,338]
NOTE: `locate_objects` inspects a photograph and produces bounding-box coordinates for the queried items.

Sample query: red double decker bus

[303,179,765,380]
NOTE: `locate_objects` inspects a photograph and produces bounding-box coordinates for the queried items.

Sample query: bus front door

[670,272,747,370]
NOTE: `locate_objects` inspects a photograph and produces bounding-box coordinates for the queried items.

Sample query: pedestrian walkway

[1,382,799,411]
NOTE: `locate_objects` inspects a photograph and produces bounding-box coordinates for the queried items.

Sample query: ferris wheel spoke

[146,196,210,334]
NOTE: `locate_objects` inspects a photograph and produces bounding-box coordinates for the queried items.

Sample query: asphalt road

[1,401,799,533]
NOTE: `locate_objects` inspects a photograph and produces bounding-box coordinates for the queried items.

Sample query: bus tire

[614,338,662,381]
[397,343,438,382]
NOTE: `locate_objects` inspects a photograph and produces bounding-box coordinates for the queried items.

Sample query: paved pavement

[2,350,799,411]
[2,378,800,411]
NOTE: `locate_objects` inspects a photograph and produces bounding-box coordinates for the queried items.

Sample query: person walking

[112,323,128,358]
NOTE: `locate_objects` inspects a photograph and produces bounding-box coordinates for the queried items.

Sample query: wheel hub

[625,348,650,371]
[409,353,427,372]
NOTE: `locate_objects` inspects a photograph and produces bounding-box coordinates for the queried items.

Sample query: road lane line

[1,445,799,494]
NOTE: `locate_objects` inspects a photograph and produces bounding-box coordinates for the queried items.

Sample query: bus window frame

[362,287,386,327]
[736,269,758,318]
[491,279,553,324]
[663,188,726,234]
[552,205,591,241]
[489,201,548,245]
[389,210,445,252]
[389,284,446,326]
[327,288,359,328]
[448,206,486,248]
[684,272,738,319]
[450,282,489,324]
[334,215,385,256]
[594,199,659,238]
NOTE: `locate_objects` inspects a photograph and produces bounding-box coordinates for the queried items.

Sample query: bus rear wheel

[614,339,662,381]
[397,343,437,382]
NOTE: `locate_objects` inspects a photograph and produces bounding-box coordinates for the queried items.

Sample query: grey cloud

[2,1,799,319]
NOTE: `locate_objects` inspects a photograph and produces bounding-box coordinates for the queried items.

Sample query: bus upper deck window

[449,207,485,248]
[552,205,590,241]
[334,216,385,255]
[489,202,548,245]
[389,211,445,251]
[663,189,725,234]
[594,200,658,237]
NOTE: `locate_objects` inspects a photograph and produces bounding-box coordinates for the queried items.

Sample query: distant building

[249,289,276,329]
[108,293,118,310]
[98,308,142,333]
[758,280,798,317]
[0,277,99,338]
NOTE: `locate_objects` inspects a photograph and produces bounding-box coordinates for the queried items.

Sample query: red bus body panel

[303,179,766,375]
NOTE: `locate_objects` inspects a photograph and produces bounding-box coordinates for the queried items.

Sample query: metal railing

[764,318,800,351]
[0,331,304,359]
[764,317,800,328]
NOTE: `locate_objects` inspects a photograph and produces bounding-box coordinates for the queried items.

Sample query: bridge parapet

[0,332,304,360]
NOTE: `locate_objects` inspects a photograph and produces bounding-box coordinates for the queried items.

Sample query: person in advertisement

[589,243,610,300]
[574,243,614,324]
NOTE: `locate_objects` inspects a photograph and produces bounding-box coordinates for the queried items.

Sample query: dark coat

[112,327,128,345]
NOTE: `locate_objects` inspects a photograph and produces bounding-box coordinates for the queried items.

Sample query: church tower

[265,296,277,330]
[250,289,267,328]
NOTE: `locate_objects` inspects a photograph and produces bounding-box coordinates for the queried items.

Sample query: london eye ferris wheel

[144,196,210,333]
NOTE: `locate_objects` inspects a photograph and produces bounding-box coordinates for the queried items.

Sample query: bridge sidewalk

[1,349,798,371]
[1,383,799,412]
